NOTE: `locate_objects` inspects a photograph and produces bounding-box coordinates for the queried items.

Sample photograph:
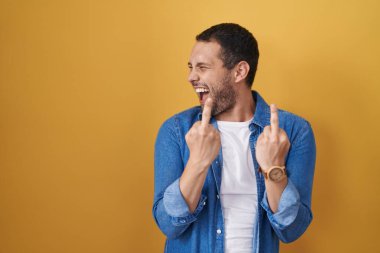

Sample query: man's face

[188,41,237,116]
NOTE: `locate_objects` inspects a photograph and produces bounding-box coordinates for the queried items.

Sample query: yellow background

[1,0,379,252]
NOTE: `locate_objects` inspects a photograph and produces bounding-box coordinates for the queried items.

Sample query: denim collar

[197,90,270,130]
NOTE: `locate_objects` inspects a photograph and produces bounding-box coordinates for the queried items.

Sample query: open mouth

[195,87,210,103]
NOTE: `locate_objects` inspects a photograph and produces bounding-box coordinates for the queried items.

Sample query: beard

[202,73,237,116]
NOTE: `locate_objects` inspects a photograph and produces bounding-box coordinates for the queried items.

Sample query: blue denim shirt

[153,91,316,253]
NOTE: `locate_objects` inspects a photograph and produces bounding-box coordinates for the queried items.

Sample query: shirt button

[217,195,220,199]
[179,219,186,223]
[203,201,206,206]
[216,229,222,234]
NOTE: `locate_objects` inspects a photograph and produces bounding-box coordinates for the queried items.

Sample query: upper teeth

[195,88,209,93]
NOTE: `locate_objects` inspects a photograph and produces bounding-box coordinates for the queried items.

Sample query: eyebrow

[187,62,212,67]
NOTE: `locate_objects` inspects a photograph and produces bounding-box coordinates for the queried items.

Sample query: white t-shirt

[217,117,258,253]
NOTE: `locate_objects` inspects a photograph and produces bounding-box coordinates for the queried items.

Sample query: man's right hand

[180,98,220,213]
[185,98,221,170]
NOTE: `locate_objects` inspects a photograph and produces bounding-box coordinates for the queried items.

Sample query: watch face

[269,168,284,182]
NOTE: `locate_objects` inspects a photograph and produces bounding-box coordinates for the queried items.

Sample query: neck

[215,88,255,122]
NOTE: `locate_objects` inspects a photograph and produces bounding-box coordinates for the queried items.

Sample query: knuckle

[279,134,287,142]
[193,122,201,128]
[257,135,265,144]
[185,133,191,143]
[280,131,289,139]
[270,136,279,143]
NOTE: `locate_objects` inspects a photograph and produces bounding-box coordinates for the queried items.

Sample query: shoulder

[157,106,201,137]
[278,109,310,129]
[253,90,311,133]
[160,106,201,130]
[277,109,314,146]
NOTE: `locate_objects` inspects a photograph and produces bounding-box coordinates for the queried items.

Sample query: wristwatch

[259,166,286,182]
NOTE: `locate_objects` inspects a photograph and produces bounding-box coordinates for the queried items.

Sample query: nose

[188,68,199,83]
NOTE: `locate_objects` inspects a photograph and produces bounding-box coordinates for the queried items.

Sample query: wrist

[187,157,210,172]
[259,165,287,183]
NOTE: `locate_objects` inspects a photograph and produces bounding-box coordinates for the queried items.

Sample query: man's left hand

[255,104,290,170]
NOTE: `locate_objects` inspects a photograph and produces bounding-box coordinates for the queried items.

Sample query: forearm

[153,197,192,239]
[264,176,288,213]
[260,120,316,243]
[261,178,313,243]
[153,173,209,239]
[179,158,209,213]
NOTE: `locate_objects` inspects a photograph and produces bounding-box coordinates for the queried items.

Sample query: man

[153,23,316,253]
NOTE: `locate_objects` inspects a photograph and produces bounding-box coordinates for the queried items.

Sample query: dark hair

[196,23,259,87]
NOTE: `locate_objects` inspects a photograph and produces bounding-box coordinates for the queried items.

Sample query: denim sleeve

[152,118,207,239]
[260,120,316,243]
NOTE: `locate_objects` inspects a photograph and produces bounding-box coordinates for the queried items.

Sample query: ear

[234,61,250,83]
